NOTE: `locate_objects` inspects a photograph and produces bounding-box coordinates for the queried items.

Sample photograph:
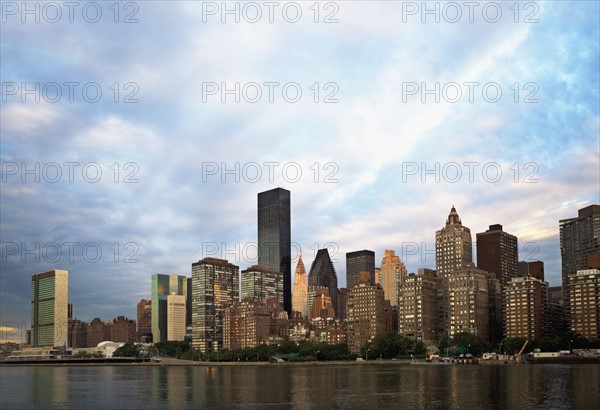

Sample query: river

[1,363,599,409]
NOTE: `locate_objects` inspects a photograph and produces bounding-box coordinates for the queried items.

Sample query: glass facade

[257,188,291,314]
[151,274,187,343]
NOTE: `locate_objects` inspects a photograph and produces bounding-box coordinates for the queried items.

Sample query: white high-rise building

[167,294,186,341]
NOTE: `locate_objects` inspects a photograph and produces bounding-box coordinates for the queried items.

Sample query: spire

[295,253,306,278]
[446,205,462,226]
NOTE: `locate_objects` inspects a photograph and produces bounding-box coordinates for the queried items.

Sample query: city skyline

[2,1,599,339]
[1,200,598,342]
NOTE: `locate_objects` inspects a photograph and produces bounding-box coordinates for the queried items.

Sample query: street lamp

[316,350,319,362]
[366,348,370,361]
[569,339,573,352]
[498,342,502,355]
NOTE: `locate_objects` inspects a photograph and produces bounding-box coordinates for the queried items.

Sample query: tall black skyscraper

[346,250,375,289]
[258,188,291,314]
[308,248,339,317]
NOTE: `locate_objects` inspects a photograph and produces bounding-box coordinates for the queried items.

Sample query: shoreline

[3,357,598,367]
[0,358,414,367]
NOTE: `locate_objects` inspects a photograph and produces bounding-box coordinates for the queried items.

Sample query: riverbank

[0,357,414,366]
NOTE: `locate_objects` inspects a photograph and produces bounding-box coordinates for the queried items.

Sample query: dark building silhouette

[337,288,348,320]
[308,248,339,317]
[187,277,192,328]
[518,260,545,281]
[476,224,519,287]
[137,299,152,341]
[68,319,87,348]
[346,250,375,289]
[258,188,291,314]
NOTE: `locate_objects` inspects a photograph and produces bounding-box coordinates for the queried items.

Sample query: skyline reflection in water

[0,364,598,409]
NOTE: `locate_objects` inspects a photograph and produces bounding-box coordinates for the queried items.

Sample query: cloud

[1,1,598,328]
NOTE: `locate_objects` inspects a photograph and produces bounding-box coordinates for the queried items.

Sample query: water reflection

[1,364,599,409]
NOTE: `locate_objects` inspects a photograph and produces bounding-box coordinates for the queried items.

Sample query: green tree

[451,332,489,356]
[113,342,141,357]
[360,333,425,359]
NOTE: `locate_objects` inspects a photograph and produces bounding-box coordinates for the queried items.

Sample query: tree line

[113,333,428,361]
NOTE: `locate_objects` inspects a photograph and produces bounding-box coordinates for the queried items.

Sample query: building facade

[68,319,87,349]
[380,249,407,306]
[346,250,375,290]
[435,207,472,339]
[31,270,69,348]
[346,273,386,353]
[307,248,339,317]
[398,268,438,349]
[86,318,109,347]
[308,287,335,320]
[108,316,137,343]
[518,261,545,281]
[559,205,600,313]
[257,188,291,314]
[292,253,308,317]
[435,206,473,278]
[167,294,187,341]
[337,288,348,320]
[476,224,519,287]
[151,274,187,343]
[223,300,270,350]
[136,299,152,341]
[445,267,491,342]
[568,269,600,340]
[504,276,547,341]
[241,265,284,307]
[191,257,240,353]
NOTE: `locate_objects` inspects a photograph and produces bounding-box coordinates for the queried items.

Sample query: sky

[1,1,599,342]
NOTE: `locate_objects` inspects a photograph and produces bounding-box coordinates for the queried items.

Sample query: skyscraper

[31,269,68,348]
[258,188,291,314]
[292,253,308,317]
[435,206,472,278]
[241,265,284,306]
[559,205,600,312]
[446,266,492,341]
[151,274,187,343]
[435,207,500,343]
[568,268,600,340]
[167,294,187,341]
[346,250,375,289]
[136,299,152,341]
[398,268,438,349]
[346,272,386,353]
[435,206,473,339]
[504,276,547,341]
[308,248,339,317]
[191,257,240,353]
[476,224,519,287]
[380,249,407,306]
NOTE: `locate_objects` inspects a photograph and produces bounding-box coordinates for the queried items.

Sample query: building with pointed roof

[308,249,339,317]
[292,253,308,317]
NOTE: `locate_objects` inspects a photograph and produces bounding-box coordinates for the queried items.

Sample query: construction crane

[515,340,529,364]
